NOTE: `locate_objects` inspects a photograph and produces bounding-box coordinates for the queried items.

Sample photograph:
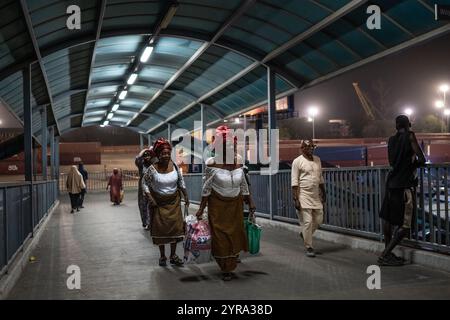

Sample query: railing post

[40,105,48,181]
[267,67,277,219]
[2,188,7,271]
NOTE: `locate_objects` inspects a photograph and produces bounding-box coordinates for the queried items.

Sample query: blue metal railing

[0,180,58,276]
[183,164,450,254]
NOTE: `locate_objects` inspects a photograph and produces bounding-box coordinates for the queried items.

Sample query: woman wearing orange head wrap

[195,126,256,281]
[142,138,189,267]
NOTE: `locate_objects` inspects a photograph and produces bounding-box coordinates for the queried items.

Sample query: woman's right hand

[195,209,204,220]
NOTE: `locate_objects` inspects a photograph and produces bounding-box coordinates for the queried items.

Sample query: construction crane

[352,82,384,121]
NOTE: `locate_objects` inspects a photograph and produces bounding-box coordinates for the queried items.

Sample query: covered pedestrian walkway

[2,0,450,300]
[6,191,450,300]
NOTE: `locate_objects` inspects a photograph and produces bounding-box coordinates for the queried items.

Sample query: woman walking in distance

[135,147,157,230]
[107,168,123,205]
[66,165,86,213]
[142,138,189,267]
[195,126,256,281]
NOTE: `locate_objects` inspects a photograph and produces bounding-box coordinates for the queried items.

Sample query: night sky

[293,33,450,129]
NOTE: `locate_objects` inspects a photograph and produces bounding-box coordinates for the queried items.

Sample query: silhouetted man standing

[378,115,426,266]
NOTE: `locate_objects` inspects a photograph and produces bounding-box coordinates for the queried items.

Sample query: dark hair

[395,115,411,130]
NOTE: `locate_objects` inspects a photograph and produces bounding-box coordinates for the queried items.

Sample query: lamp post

[439,84,448,106]
[435,100,445,132]
[307,106,319,140]
[438,84,449,132]
[444,109,450,132]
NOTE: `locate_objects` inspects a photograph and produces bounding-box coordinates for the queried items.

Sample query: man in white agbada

[291,140,326,257]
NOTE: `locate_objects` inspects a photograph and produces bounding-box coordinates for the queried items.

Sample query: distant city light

[439,84,449,93]
[444,109,450,116]
[404,108,413,116]
[307,106,319,117]
[234,118,240,124]
[435,100,444,108]
[307,117,313,122]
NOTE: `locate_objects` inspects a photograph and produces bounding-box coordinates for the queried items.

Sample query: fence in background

[59,170,139,192]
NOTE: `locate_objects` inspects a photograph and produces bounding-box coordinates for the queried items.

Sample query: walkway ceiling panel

[129,85,160,97]
[170,46,254,98]
[91,64,128,83]
[0,72,23,118]
[271,0,441,86]
[70,114,82,128]
[343,4,412,48]
[222,0,334,55]
[0,1,34,72]
[27,0,97,50]
[205,66,293,115]
[170,0,242,35]
[31,62,50,106]
[150,91,196,119]
[139,65,177,85]
[135,116,163,131]
[83,115,104,123]
[88,85,120,98]
[43,43,92,97]
[110,115,129,123]
[95,35,145,56]
[119,98,148,110]
[86,98,111,109]
[101,0,163,32]
[387,1,437,35]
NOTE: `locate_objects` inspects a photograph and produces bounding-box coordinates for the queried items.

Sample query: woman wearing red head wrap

[142,138,189,267]
[195,126,256,281]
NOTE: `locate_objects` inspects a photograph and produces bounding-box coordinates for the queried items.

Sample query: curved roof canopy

[0,0,449,140]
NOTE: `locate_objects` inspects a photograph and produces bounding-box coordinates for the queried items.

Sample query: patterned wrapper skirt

[208,190,248,272]
[150,190,184,245]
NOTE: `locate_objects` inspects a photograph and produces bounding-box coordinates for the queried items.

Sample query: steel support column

[267,67,277,220]
[23,66,33,182]
[167,124,172,142]
[49,126,55,179]
[55,136,60,193]
[40,105,47,180]
[139,134,144,150]
[147,134,152,147]
[200,104,206,175]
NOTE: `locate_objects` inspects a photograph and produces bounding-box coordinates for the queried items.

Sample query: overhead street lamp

[307,106,319,140]
[404,107,414,116]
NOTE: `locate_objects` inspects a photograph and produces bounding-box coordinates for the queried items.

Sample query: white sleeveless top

[142,164,185,195]
[201,158,250,198]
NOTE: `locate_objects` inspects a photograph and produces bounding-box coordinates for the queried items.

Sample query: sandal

[159,257,167,267]
[170,255,184,267]
[222,272,232,281]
